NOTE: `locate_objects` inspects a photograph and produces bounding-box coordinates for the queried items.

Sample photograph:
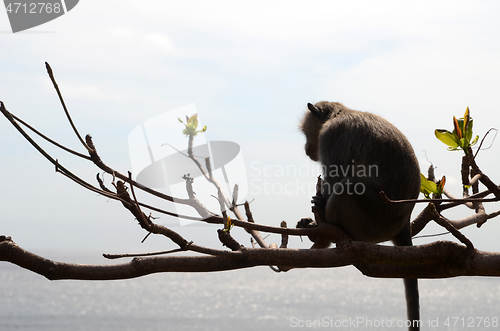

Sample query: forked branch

[2,63,500,281]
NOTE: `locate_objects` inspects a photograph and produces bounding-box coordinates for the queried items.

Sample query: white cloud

[144,32,175,54]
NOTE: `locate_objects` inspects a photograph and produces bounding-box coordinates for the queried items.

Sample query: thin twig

[85,135,194,206]
[442,188,474,209]
[428,203,474,249]
[45,62,92,153]
[0,102,95,191]
[474,128,498,158]
[10,113,91,160]
[4,103,201,223]
[466,148,500,199]
[183,131,269,248]
[280,221,289,248]
[56,164,123,201]
[103,248,184,259]
[127,171,151,227]
[379,191,499,205]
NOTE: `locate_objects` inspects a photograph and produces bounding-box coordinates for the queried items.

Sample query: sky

[1,0,500,256]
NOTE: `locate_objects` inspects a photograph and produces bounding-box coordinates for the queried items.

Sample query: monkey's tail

[404,278,420,331]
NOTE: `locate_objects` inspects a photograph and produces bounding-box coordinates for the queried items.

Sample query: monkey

[298,101,421,331]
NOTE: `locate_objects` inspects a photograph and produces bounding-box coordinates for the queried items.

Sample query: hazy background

[1,0,500,258]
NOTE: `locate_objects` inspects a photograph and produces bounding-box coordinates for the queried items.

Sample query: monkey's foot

[296,217,317,229]
[296,217,318,243]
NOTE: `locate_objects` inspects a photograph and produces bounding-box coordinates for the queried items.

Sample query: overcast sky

[1,0,500,256]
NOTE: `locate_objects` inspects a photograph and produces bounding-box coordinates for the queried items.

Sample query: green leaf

[187,114,199,129]
[463,107,472,140]
[459,137,468,149]
[420,173,437,191]
[470,134,479,146]
[420,174,446,198]
[180,114,202,136]
[420,173,437,198]
[435,129,459,147]
[464,118,474,142]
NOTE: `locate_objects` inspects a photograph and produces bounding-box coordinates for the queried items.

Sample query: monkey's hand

[296,217,318,243]
[311,194,327,209]
[311,194,327,223]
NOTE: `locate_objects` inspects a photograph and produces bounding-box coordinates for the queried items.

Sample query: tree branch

[45,62,92,153]
[2,236,500,280]
[4,63,500,290]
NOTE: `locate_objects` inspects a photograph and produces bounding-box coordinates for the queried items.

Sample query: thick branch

[3,236,500,280]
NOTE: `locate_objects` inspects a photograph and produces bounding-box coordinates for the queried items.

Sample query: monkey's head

[299,101,345,161]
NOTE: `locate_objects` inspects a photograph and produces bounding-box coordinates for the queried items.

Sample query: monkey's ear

[307,103,320,114]
[307,103,329,122]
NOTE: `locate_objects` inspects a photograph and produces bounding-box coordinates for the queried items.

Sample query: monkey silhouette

[299,101,421,331]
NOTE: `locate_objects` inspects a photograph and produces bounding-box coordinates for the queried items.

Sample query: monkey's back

[318,107,420,242]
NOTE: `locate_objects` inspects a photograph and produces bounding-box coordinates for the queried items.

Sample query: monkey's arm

[296,174,332,248]
[295,218,335,249]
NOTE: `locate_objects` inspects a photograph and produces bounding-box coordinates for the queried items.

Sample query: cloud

[144,32,175,54]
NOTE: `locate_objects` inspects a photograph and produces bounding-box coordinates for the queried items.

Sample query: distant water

[1,251,500,331]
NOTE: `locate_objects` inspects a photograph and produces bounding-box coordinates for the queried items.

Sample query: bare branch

[442,188,474,209]
[5,65,500,294]
[467,147,500,198]
[217,229,243,251]
[474,127,498,158]
[244,201,255,223]
[469,173,482,186]
[103,248,184,259]
[3,236,500,280]
[449,211,487,229]
[280,221,289,249]
[183,174,218,219]
[411,205,434,237]
[10,112,91,160]
[379,191,500,205]
[428,204,474,249]
[181,129,270,248]
[86,135,185,204]
[45,62,92,153]
[113,179,190,250]
[0,102,101,193]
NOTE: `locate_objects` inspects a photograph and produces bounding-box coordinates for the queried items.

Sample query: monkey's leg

[323,178,396,242]
[324,178,420,330]
[393,227,420,331]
